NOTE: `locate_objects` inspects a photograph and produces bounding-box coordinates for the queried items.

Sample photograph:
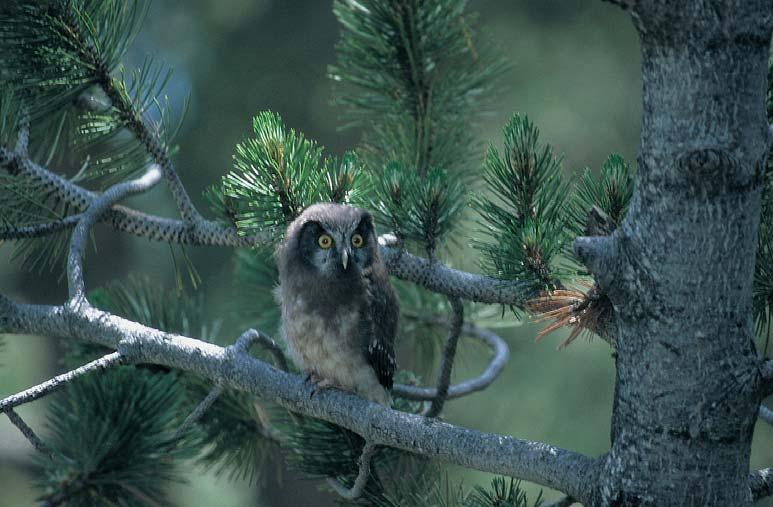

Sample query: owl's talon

[309,378,336,399]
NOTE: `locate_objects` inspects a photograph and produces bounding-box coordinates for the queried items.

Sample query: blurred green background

[1,1,771,505]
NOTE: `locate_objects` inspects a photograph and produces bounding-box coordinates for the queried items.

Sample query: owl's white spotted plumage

[275,203,399,405]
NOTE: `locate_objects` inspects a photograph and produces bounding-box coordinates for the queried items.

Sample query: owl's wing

[362,269,399,390]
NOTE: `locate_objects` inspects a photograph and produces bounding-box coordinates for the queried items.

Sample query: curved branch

[67,165,162,302]
[760,405,773,426]
[392,322,509,401]
[425,297,464,417]
[326,442,377,500]
[0,295,599,503]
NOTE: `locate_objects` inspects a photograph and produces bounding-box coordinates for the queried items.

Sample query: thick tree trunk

[577,2,772,505]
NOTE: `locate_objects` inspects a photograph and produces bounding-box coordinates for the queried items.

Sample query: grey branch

[0,296,598,503]
[0,351,124,412]
[326,442,378,500]
[392,322,509,401]
[380,246,530,305]
[750,468,773,501]
[0,149,534,306]
[67,166,162,302]
[425,297,464,417]
[0,147,258,247]
[760,405,773,426]
[175,384,224,440]
[3,408,50,457]
[233,328,289,372]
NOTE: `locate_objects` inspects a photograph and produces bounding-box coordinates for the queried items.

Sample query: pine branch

[759,405,773,426]
[67,164,161,302]
[3,408,51,457]
[0,351,124,412]
[175,384,224,440]
[392,321,509,402]
[474,114,571,299]
[0,146,258,246]
[326,441,378,501]
[0,295,600,503]
[425,297,464,417]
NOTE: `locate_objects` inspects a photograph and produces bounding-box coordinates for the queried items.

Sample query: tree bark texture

[578,2,772,505]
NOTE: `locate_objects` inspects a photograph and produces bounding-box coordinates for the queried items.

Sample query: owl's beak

[341,248,350,270]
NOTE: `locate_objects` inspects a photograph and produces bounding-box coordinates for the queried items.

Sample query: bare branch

[760,405,773,426]
[380,246,530,305]
[175,384,224,440]
[751,468,773,501]
[0,295,599,502]
[14,116,29,156]
[425,297,464,417]
[233,328,288,371]
[326,442,378,500]
[3,408,51,457]
[0,352,124,412]
[0,147,258,247]
[392,322,509,401]
[67,165,162,302]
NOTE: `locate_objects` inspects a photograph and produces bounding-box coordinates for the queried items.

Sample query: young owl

[275,203,399,406]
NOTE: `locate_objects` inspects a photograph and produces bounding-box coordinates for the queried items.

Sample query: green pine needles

[36,367,192,507]
[474,114,572,298]
[210,111,367,240]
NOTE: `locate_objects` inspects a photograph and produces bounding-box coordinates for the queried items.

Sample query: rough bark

[576,2,772,505]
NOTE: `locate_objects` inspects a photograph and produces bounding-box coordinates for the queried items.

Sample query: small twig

[326,442,378,500]
[3,408,51,457]
[174,384,224,440]
[425,297,464,417]
[760,404,773,425]
[67,165,162,303]
[0,215,82,239]
[541,495,576,507]
[175,329,289,439]
[392,321,509,401]
[15,115,29,156]
[233,328,288,371]
[0,147,261,247]
[0,351,124,412]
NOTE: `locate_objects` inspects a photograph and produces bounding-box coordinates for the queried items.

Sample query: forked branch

[0,296,599,503]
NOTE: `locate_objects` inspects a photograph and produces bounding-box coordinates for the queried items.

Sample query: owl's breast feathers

[277,263,398,405]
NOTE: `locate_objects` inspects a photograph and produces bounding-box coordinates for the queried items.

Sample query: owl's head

[278,203,379,281]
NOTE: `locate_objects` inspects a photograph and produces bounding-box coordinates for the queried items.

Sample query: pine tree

[0,1,771,506]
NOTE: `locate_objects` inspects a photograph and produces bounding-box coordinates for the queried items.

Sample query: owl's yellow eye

[351,233,364,248]
[318,234,333,249]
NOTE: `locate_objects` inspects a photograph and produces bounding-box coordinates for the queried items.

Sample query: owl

[275,203,399,406]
